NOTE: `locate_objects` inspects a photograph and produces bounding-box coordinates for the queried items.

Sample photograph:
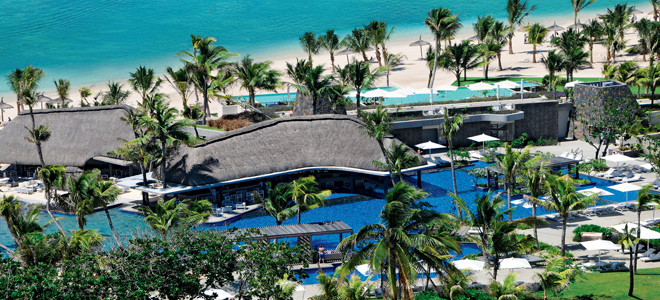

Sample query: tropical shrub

[415,291,443,300]
[572,224,613,242]
[451,150,471,165]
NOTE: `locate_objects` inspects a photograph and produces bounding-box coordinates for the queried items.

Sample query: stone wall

[392,127,423,147]
[292,92,336,116]
[573,81,635,139]
[513,101,558,141]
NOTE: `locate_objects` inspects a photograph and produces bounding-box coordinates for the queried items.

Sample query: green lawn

[451,77,660,95]
[550,267,660,300]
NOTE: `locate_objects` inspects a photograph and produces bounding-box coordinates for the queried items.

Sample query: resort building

[0,105,136,178]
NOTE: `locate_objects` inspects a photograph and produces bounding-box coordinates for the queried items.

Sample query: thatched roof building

[0,105,134,167]
[162,114,427,186]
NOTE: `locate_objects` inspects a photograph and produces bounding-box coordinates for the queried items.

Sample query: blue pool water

[0,0,647,94]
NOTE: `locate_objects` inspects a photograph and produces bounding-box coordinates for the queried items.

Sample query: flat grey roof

[236,220,354,240]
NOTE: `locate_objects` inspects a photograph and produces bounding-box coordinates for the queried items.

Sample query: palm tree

[339,59,384,107]
[0,195,25,246]
[494,144,531,221]
[37,165,67,235]
[342,28,371,62]
[582,19,603,63]
[384,53,406,87]
[79,86,93,106]
[338,275,374,300]
[129,66,162,105]
[178,35,238,123]
[542,175,598,256]
[438,40,480,86]
[318,29,341,72]
[25,125,52,167]
[338,182,459,300]
[364,21,394,67]
[536,258,580,300]
[286,60,333,114]
[634,19,660,66]
[53,78,70,107]
[235,55,282,107]
[527,23,548,63]
[522,158,551,248]
[618,224,638,296]
[440,107,464,215]
[137,198,208,238]
[287,176,331,224]
[489,220,536,280]
[506,0,537,54]
[182,103,204,139]
[599,23,622,64]
[300,32,320,63]
[541,50,565,93]
[571,0,597,28]
[142,96,196,189]
[633,185,660,272]
[6,66,44,113]
[99,81,130,105]
[638,62,660,105]
[373,141,420,183]
[653,0,660,21]
[165,66,193,108]
[361,106,396,182]
[489,273,524,299]
[67,170,100,230]
[253,182,296,225]
[316,272,340,300]
[425,7,461,88]
[473,15,506,75]
[91,179,121,245]
[613,61,640,86]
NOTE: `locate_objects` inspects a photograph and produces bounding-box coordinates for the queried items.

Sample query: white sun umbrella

[611,222,660,240]
[433,85,459,101]
[452,259,485,271]
[416,141,446,158]
[603,153,636,168]
[578,187,614,197]
[347,90,358,97]
[362,89,390,98]
[499,258,532,269]
[355,264,373,276]
[468,133,500,150]
[609,182,642,202]
[581,240,620,263]
[493,80,520,89]
[565,80,584,88]
[0,98,13,122]
[200,289,233,300]
[467,82,495,91]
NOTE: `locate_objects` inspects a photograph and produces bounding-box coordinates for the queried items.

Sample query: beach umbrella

[581,240,620,263]
[565,80,584,88]
[336,48,354,63]
[611,223,660,240]
[434,85,458,99]
[409,35,431,59]
[53,97,73,105]
[578,187,614,197]
[632,9,643,14]
[609,182,642,202]
[603,153,636,168]
[452,259,485,271]
[465,35,478,41]
[499,258,532,269]
[567,20,585,30]
[546,22,565,31]
[0,98,13,122]
[416,141,446,158]
[362,89,390,98]
[468,133,500,150]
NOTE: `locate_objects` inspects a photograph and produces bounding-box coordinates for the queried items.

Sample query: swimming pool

[234,84,539,106]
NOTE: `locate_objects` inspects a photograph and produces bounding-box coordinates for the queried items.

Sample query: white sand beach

[0,4,655,120]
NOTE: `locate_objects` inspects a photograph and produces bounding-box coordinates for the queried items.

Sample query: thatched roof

[162,114,427,186]
[0,105,134,167]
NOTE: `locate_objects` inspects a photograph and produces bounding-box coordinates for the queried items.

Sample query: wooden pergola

[237,220,354,243]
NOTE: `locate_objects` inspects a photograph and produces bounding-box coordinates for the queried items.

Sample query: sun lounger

[615,203,632,212]
[622,174,643,183]
[604,170,623,179]
[583,208,598,216]
[620,245,645,254]
[222,206,232,213]
[596,168,616,178]
[236,202,247,210]
[641,252,660,262]
[639,248,656,258]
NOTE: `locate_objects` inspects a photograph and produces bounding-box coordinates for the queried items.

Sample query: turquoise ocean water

[0,0,649,94]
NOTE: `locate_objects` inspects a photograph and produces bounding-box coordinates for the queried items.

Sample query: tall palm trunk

[330,52,336,72]
[103,204,120,245]
[161,141,167,189]
[375,45,382,66]
[141,165,150,207]
[45,188,65,235]
[507,182,512,221]
[561,218,567,256]
[589,43,594,63]
[484,65,490,80]
[508,35,514,54]
[361,50,368,62]
[533,203,539,248]
[635,211,642,273]
[497,52,503,70]
[448,142,461,218]
[628,249,634,296]
[249,87,256,107]
[532,45,537,63]
[429,38,440,88]
[356,90,362,107]
[202,79,209,124]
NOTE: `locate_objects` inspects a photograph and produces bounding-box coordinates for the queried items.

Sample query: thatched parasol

[546,22,565,31]
[409,35,431,59]
[37,93,54,109]
[53,97,74,106]
[567,19,585,30]
[0,98,13,122]
[336,48,354,63]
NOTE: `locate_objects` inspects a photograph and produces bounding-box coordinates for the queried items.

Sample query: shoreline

[0,2,654,119]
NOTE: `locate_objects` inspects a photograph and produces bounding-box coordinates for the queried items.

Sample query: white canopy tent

[611,223,660,240]
[581,240,620,263]
[362,89,391,98]
[610,183,642,202]
[603,154,636,168]
[468,133,500,150]
[467,82,495,91]
[578,187,614,197]
[493,80,520,89]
